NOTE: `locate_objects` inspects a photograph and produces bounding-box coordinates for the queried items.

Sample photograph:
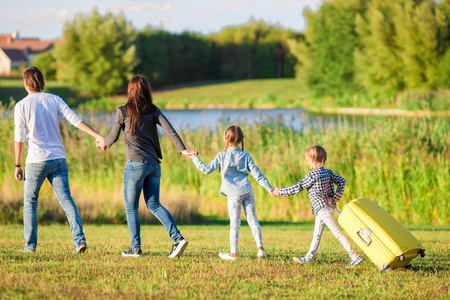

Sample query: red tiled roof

[0,35,13,42]
[2,49,28,62]
[0,39,54,53]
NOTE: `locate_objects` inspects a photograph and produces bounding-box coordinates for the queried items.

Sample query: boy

[271,145,362,268]
[14,66,103,253]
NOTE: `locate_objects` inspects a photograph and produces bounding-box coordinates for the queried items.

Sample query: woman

[98,75,193,258]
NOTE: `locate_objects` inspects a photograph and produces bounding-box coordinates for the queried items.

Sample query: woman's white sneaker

[219,252,237,261]
[258,250,267,260]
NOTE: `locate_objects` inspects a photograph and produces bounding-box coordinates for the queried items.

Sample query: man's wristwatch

[14,164,21,168]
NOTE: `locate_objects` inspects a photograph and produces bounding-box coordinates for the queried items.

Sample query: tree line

[34,10,298,97]
[34,0,450,107]
[289,0,450,108]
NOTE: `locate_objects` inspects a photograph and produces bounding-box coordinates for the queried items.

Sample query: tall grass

[0,104,448,225]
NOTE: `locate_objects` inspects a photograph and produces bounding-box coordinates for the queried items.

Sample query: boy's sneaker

[168,238,189,258]
[122,248,143,257]
[19,248,36,253]
[73,244,87,254]
[258,250,267,260]
[293,257,311,264]
[346,255,363,268]
[219,252,238,261]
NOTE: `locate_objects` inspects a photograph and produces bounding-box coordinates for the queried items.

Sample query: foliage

[355,0,450,96]
[53,9,137,97]
[31,51,57,80]
[0,224,449,299]
[211,18,299,80]
[135,28,212,88]
[289,0,450,100]
[291,0,365,96]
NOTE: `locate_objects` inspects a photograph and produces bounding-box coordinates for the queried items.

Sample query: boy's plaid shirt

[279,167,345,215]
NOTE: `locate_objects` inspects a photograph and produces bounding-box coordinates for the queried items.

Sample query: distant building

[0,31,54,75]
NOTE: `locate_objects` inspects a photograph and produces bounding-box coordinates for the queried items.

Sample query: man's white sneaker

[219,252,237,261]
[258,250,267,260]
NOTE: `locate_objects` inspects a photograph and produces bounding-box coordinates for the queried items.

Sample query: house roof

[2,48,28,62]
[0,39,54,53]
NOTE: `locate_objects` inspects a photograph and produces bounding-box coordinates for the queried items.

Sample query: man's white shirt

[14,92,82,163]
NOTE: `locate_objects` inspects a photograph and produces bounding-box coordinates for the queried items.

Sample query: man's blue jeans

[123,160,182,251]
[23,159,86,250]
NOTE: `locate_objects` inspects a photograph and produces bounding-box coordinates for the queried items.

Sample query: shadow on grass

[191,218,313,228]
[0,87,27,104]
[155,80,238,92]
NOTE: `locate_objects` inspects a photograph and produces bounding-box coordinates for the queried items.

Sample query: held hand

[181,149,199,160]
[327,198,337,209]
[270,188,280,197]
[14,167,23,181]
[96,138,107,151]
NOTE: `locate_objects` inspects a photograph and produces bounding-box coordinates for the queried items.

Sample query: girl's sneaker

[258,250,267,260]
[122,248,143,257]
[293,257,311,264]
[346,255,363,268]
[219,252,237,261]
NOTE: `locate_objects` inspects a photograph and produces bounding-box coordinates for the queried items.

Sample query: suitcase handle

[356,228,372,246]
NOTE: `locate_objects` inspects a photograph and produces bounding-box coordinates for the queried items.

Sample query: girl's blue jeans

[23,159,86,250]
[123,160,182,251]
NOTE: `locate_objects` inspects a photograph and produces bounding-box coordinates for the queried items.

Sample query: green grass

[3,78,448,111]
[0,224,448,299]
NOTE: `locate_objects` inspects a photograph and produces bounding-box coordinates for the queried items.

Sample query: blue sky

[0,0,322,40]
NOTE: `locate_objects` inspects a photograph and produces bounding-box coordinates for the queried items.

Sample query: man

[14,66,102,253]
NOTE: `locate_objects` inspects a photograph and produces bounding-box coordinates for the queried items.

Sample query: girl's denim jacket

[192,146,274,196]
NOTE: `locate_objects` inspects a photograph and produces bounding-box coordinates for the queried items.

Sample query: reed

[1,105,448,225]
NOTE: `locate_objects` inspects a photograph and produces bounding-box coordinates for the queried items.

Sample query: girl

[97,75,193,258]
[189,125,274,260]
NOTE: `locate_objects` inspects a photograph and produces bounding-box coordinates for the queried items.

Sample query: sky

[0,0,322,40]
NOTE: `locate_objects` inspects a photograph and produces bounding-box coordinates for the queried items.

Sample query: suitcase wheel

[399,254,405,262]
[420,250,425,257]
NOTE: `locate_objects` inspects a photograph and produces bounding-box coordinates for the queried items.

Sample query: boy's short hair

[22,66,45,92]
[306,145,327,166]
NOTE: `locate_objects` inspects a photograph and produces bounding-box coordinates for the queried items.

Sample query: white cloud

[54,8,70,23]
[150,2,174,12]
[126,4,147,13]
[113,2,173,13]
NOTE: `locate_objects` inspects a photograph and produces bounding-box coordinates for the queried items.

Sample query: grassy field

[0,223,448,299]
[2,78,449,112]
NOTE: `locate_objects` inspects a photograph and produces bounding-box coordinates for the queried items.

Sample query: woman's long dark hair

[125,75,157,135]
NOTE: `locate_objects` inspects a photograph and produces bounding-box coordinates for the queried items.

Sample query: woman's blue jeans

[123,160,182,251]
[23,159,86,250]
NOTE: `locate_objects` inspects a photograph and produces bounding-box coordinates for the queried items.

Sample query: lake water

[86,108,358,132]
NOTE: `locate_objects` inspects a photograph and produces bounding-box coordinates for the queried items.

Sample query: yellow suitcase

[337,198,425,270]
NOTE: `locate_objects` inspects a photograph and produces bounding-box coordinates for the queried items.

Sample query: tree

[54,9,137,97]
[289,0,365,96]
[32,51,56,80]
[136,28,213,87]
[355,0,450,95]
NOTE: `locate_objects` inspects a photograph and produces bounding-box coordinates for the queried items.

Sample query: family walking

[13,66,362,268]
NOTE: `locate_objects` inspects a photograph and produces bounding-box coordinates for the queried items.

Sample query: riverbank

[2,78,449,115]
